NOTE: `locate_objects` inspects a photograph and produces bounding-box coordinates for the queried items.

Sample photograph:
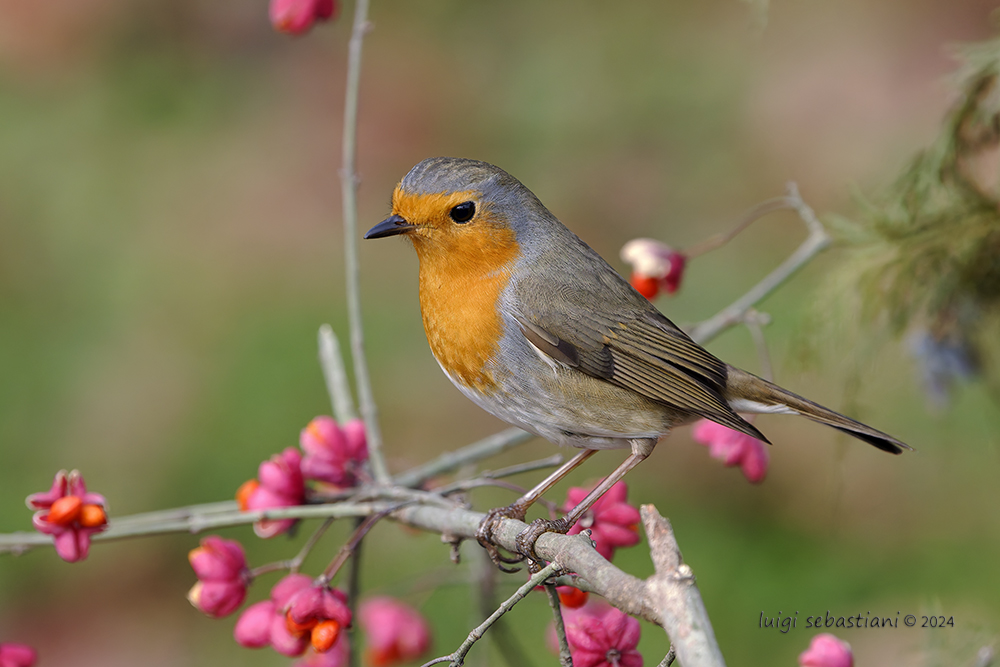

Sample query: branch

[687,182,831,344]
[0,488,453,555]
[390,501,723,663]
[544,583,573,667]
[421,561,564,667]
[393,427,535,489]
[319,324,357,423]
[656,647,677,667]
[642,505,725,667]
[0,424,534,556]
[339,0,389,484]
[471,547,537,667]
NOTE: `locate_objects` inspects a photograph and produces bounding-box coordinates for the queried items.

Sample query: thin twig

[347,516,364,667]
[657,647,677,667]
[431,454,564,496]
[320,504,403,583]
[290,516,337,573]
[436,479,560,516]
[393,427,535,489]
[0,507,354,553]
[472,547,536,667]
[544,584,574,667]
[319,325,357,423]
[247,560,294,579]
[68,488,452,551]
[683,196,790,258]
[480,455,565,480]
[687,182,831,345]
[109,500,238,526]
[340,0,389,484]
[421,561,563,667]
[438,479,531,497]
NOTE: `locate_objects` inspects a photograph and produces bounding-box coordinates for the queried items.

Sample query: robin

[365,157,910,564]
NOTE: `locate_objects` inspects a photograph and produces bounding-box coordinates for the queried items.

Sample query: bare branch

[642,505,725,667]
[393,427,535,489]
[656,647,677,667]
[319,325,357,423]
[339,0,389,484]
[544,584,574,667]
[683,196,790,258]
[687,182,831,344]
[421,560,563,667]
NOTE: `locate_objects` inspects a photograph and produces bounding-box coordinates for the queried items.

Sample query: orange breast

[409,215,519,393]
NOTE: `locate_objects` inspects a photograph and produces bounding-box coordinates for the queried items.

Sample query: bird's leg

[476,449,597,571]
[514,438,655,564]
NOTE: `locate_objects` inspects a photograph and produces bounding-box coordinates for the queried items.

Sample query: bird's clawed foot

[514,517,571,568]
[478,507,576,572]
[476,504,529,572]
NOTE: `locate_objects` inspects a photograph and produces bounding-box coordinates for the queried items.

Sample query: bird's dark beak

[364,214,416,239]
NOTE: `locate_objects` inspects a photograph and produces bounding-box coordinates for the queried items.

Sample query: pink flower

[187,536,249,618]
[563,481,641,561]
[799,634,853,667]
[562,604,642,667]
[235,575,351,658]
[0,643,37,667]
[238,448,306,538]
[300,417,369,488]
[359,597,432,666]
[692,419,769,483]
[27,470,108,563]
[620,238,687,299]
[270,0,337,35]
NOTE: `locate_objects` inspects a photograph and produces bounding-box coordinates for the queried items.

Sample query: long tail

[724,367,912,454]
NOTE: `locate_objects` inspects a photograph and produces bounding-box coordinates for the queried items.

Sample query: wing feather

[512,303,766,442]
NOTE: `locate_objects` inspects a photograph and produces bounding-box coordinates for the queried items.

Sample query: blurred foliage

[828,35,1000,404]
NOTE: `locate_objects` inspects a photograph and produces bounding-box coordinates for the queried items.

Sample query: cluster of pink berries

[182,415,429,665]
[236,416,369,538]
[186,534,430,665]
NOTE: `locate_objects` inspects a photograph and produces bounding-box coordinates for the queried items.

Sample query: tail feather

[725,367,912,455]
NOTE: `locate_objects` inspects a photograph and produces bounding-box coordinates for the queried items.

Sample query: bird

[365,157,910,564]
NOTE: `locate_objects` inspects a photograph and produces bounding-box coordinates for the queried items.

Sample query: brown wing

[514,308,769,443]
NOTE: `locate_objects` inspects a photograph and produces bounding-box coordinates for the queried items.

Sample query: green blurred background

[1,0,998,664]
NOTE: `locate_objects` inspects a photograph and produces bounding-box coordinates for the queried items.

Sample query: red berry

[630,273,660,299]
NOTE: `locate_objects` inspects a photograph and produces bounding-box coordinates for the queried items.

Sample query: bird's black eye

[449,201,476,223]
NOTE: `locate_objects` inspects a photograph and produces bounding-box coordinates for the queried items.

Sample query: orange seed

[286,610,318,637]
[79,504,107,528]
[311,620,340,652]
[48,496,83,526]
[236,479,259,511]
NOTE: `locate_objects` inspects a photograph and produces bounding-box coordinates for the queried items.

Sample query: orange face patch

[392,186,520,392]
[391,186,480,232]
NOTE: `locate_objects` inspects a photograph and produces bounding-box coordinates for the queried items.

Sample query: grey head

[401,157,557,233]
